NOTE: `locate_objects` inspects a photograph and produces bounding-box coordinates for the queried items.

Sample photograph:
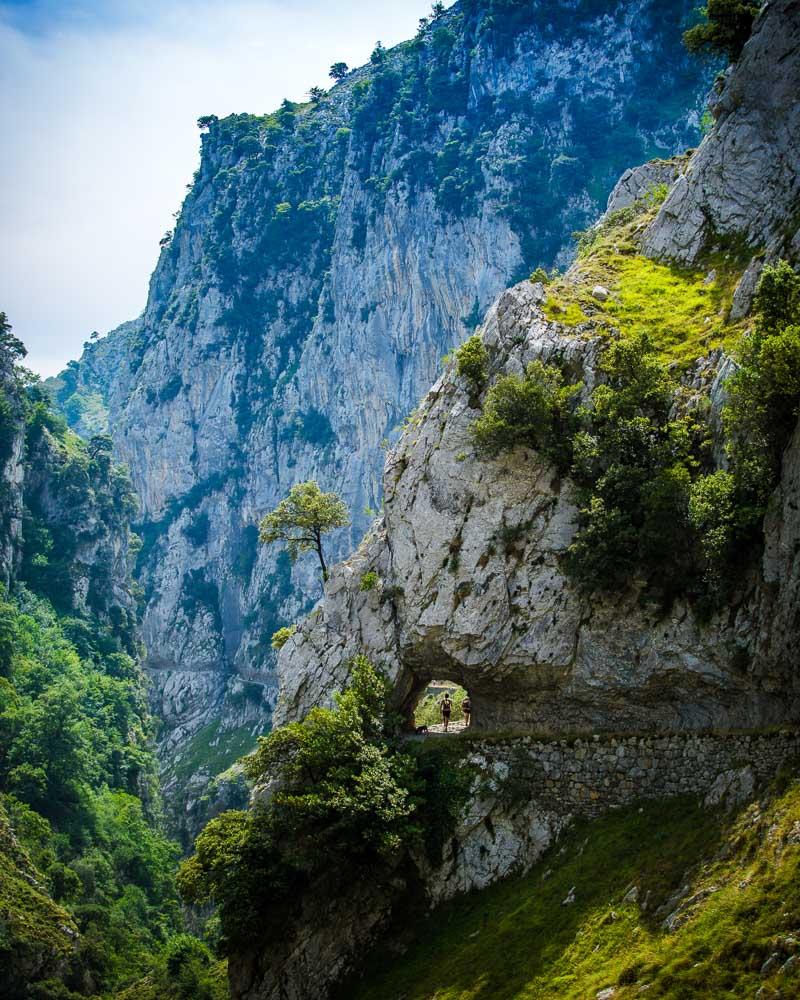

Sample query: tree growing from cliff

[259,480,349,581]
[683,0,760,61]
[0,312,26,375]
[177,657,470,950]
[329,61,349,81]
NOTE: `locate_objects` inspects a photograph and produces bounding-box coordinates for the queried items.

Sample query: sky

[0,0,448,377]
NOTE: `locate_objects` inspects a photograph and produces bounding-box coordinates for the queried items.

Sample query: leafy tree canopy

[178,657,469,951]
[329,61,349,81]
[259,480,349,580]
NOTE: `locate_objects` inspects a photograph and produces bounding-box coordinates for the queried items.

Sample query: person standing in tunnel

[440,691,452,732]
[462,694,471,727]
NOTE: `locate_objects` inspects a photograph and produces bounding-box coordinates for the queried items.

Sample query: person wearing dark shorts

[440,692,452,732]
[461,695,471,727]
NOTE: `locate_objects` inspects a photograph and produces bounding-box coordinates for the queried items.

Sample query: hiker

[461,694,471,727]
[440,691,452,732]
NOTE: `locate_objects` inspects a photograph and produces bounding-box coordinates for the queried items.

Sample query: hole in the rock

[408,679,473,734]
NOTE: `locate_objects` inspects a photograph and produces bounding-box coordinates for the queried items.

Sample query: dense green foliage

[454,334,489,396]
[683,0,760,61]
[0,589,184,997]
[690,260,800,588]
[178,658,471,951]
[350,767,800,1000]
[270,623,297,649]
[0,325,216,998]
[471,360,582,472]
[259,479,350,580]
[116,935,227,1000]
[565,334,705,599]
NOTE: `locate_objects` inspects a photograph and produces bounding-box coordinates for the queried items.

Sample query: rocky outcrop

[276,0,800,737]
[0,370,26,588]
[276,275,799,733]
[0,364,138,646]
[642,0,800,267]
[0,801,78,999]
[53,0,711,778]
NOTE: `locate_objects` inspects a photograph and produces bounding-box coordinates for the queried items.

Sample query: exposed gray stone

[643,0,800,265]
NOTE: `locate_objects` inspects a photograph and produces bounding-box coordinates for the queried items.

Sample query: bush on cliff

[687,260,800,591]
[177,657,470,950]
[471,360,582,471]
[683,0,760,62]
[454,334,489,395]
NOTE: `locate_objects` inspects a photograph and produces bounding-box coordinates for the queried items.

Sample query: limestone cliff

[51,0,712,791]
[277,0,800,734]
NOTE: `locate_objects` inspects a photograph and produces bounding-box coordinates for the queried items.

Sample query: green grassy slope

[351,768,800,1000]
[542,177,751,367]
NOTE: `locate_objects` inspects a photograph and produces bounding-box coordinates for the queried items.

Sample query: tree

[0,312,26,375]
[683,0,760,62]
[196,114,218,130]
[455,334,489,395]
[178,658,430,949]
[329,62,349,82]
[431,1,446,16]
[370,41,386,65]
[308,85,326,104]
[259,480,349,580]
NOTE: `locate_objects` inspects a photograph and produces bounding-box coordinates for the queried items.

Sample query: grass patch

[543,203,749,367]
[350,771,800,1000]
[169,720,260,786]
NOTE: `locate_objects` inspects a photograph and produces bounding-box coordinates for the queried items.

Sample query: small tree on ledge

[259,481,349,581]
[329,62,349,82]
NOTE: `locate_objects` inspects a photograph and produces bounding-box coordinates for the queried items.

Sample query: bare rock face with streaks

[642,0,800,267]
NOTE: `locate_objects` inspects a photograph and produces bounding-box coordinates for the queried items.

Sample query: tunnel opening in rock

[407,679,473,734]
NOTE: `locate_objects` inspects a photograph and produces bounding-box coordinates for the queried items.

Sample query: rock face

[276,277,800,734]
[642,0,800,266]
[52,0,710,775]
[0,368,137,639]
[276,0,800,736]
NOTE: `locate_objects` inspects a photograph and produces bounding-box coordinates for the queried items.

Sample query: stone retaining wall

[469,729,800,817]
[424,729,800,904]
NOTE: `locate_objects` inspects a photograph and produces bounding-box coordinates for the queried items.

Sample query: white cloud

[0,0,444,376]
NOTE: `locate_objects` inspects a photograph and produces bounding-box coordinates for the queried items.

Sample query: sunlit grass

[351,768,800,1000]
[542,200,750,367]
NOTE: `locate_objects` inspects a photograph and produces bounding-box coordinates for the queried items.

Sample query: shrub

[270,625,296,650]
[683,0,760,62]
[752,259,800,334]
[360,571,379,592]
[471,361,582,471]
[455,335,489,395]
[688,471,738,589]
[566,336,700,597]
[724,262,800,513]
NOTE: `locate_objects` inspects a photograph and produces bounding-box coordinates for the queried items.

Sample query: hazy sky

[0,0,448,377]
